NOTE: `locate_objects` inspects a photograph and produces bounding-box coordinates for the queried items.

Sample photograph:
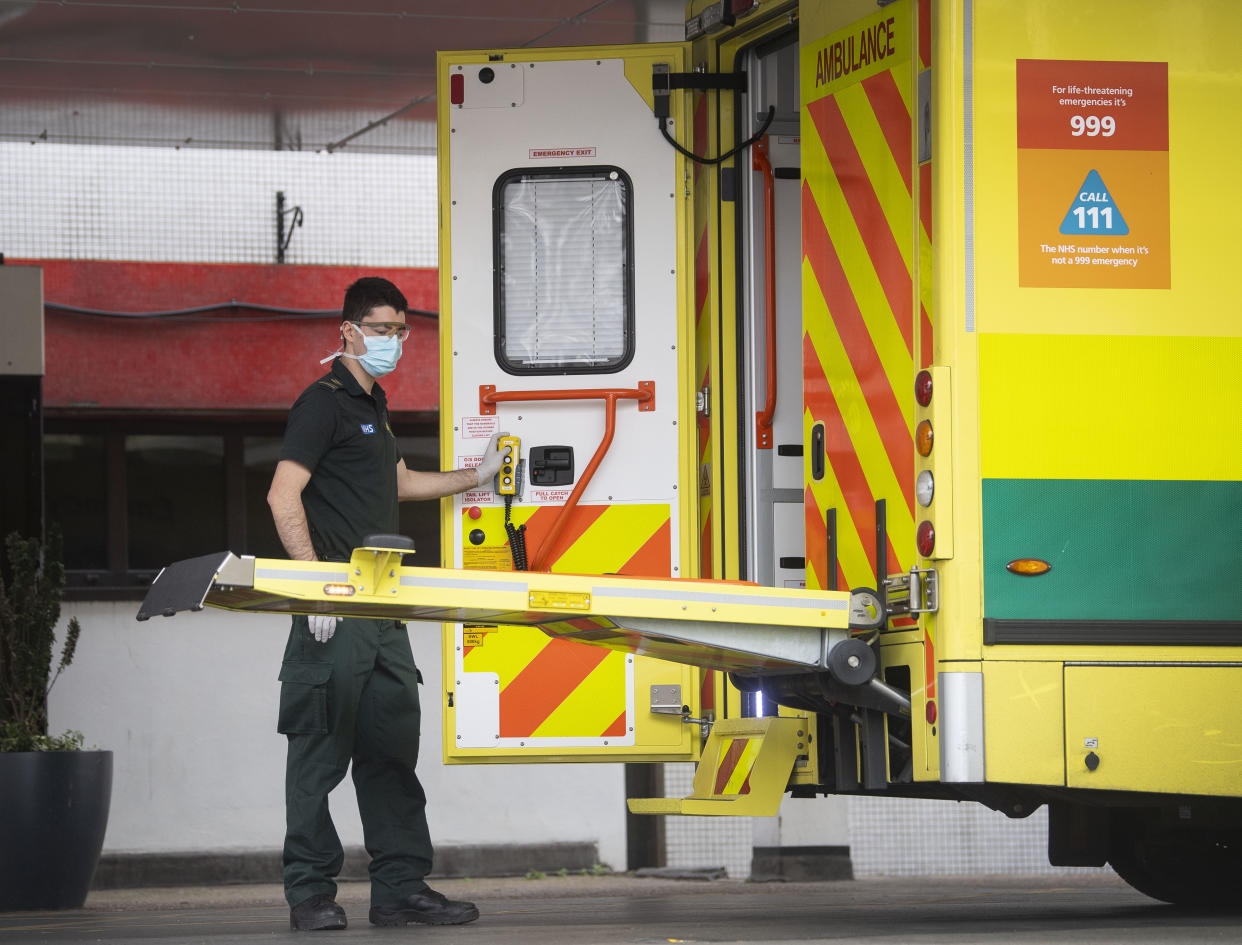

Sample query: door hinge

[884,567,940,616]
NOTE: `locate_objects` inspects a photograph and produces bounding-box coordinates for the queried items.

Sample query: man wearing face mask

[267,277,504,932]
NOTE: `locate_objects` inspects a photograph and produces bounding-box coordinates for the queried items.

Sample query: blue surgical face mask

[342,331,402,378]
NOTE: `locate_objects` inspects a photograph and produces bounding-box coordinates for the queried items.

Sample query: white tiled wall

[662,764,1104,879]
[0,140,437,266]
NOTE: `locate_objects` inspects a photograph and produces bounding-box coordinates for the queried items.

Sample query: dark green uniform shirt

[280,358,401,562]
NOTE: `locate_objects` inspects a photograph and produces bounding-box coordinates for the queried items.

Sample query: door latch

[650,684,712,738]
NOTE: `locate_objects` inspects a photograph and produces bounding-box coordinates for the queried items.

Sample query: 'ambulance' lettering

[814,16,896,88]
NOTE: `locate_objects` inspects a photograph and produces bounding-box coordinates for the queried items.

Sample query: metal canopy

[0,0,685,150]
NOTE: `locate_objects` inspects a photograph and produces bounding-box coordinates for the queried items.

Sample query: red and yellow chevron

[800,0,925,632]
[712,735,760,796]
[460,503,670,739]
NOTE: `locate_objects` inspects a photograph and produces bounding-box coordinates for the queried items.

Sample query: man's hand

[474,431,508,489]
[308,614,339,643]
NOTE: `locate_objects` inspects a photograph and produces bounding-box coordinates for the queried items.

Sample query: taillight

[913,366,950,561]
[914,370,933,407]
[916,521,935,557]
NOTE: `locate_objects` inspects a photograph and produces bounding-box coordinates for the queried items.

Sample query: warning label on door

[1016,59,1169,289]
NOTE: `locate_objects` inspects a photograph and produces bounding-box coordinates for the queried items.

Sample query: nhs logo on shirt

[360,424,376,435]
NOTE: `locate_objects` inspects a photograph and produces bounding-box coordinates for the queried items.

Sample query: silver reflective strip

[256,567,349,582]
[591,585,847,612]
[399,575,529,595]
[938,671,985,782]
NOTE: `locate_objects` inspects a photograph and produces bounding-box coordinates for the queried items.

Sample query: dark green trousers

[278,615,432,908]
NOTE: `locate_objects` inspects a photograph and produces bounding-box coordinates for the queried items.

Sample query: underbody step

[627,717,808,817]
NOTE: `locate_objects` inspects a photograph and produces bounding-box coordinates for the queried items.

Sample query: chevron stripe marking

[713,737,757,796]
[802,332,880,583]
[862,70,912,194]
[499,637,611,738]
[546,504,659,573]
[803,185,915,518]
[534,649,627,738]
[604,711,627,738]
[616,519,671,578]
[807,92,913,358]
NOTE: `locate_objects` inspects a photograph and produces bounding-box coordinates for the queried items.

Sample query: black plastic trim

[983,618,1242,646]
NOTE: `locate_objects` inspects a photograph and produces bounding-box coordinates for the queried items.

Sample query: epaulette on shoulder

[317,376,344,391]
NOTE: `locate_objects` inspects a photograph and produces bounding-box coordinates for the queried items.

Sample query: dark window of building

[126,435,227,570]
[44,433,108,570]
[45,417,439,599]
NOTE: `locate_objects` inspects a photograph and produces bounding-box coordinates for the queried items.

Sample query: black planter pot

[0,750,113,911]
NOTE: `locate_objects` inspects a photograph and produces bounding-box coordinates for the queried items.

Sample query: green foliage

[524,869,546,880]
[0,723,84,753]
[0,528,83,751]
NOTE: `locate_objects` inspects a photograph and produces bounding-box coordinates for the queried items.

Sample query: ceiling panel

[0,0,684,149]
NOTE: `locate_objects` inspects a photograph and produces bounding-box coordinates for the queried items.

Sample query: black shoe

[290,893,347,931]
[369,888,480,926]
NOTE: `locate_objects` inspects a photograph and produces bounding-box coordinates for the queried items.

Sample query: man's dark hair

[342,277,408,323]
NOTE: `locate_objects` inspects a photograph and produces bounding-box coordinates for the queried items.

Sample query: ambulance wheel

[1107,808,1242,907]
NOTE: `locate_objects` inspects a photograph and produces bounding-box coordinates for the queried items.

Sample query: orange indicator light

[323,583,356,596]
[1006,559,1052,576]
[915,420,934,457]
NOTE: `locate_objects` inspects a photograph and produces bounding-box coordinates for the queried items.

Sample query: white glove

[308,614,339,643]
[474,431,509,489]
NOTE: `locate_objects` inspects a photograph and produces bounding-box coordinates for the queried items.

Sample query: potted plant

[0,527,112,911]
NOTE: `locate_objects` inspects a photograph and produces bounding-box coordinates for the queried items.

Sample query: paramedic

[267,276,503,932]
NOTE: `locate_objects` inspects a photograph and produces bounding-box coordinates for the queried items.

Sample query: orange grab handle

[752,135,776,450]
[478,384,654,571]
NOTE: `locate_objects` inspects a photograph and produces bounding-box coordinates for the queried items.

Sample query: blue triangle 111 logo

[1060,169,1129,235]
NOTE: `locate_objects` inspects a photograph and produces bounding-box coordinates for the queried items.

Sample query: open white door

[437,42,702,763]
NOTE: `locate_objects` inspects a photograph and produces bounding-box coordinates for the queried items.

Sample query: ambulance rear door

[437,43,702,763]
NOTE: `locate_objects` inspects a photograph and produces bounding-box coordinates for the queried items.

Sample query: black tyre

[1108,808,1242,908]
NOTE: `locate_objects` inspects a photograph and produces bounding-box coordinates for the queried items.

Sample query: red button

[467,506,482,519]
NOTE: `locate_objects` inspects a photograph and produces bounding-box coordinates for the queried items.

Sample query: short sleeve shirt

[280,358,402,562]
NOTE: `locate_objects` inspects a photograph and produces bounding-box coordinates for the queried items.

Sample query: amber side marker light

[1005,559,1051,577]
[915,420,934,457]
[323,583,357,596]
